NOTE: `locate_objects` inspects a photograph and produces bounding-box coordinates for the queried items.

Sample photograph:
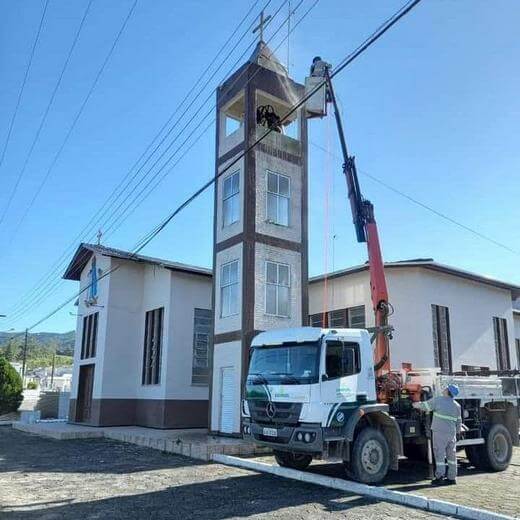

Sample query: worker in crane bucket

[413,384,462,485]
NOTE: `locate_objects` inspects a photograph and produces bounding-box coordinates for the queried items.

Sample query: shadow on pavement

[0,426,205,475]
[0,473,378,520]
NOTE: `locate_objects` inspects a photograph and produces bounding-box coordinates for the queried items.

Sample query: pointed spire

[248,41,288,76]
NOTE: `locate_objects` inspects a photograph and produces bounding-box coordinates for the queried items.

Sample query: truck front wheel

[273,450,312,471]
[344,427,390,484]
[466,423,512,472]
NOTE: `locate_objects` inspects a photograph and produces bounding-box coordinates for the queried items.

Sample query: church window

[266,171,290,226]
[223,172,240,226]
[142,307,163,385]
[221,260,239,317]
[192,308,212,385]
[81,312,98,359]
[265,261,290,317]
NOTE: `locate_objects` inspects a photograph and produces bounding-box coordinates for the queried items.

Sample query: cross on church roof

[252,10,272,42]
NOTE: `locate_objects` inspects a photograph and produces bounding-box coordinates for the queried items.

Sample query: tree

[0,357,23,415]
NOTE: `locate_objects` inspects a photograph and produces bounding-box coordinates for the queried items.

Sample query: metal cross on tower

[252,10,272,42]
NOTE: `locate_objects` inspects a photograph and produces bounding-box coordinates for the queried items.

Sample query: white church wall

[70,252,112,401]
[134,264,172,400]
[416,269,515,371]
[100,260,144,399]
[309,266,516,372]
[166,271,212,400]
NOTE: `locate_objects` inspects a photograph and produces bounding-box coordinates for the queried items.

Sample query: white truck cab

[242,327,403,482]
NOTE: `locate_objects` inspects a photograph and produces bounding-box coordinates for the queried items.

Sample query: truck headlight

[304,432,312,443]
[296,432,303,441]
[242,399,250,416]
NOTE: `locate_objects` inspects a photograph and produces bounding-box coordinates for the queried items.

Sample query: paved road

[0,426,446,520]
[254,446,520,518]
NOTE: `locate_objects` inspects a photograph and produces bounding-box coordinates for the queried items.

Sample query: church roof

[62,243,212,281]
[248,40,288,76]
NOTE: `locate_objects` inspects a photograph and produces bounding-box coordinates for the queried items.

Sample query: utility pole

[50,352,56,389]
[21,328,28,381]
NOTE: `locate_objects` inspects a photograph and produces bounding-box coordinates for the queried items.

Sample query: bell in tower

[209,37,308,435]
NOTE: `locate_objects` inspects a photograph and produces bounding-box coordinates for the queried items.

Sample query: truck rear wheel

[274,450,312,471]
[466,424,512,472]
[344,427,390,484]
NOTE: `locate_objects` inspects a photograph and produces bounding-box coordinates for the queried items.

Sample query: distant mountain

[0,331,75,356]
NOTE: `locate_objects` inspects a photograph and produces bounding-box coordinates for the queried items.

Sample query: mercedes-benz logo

[266,401,276,419]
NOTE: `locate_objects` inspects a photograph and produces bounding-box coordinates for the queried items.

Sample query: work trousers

[432,432,457,480]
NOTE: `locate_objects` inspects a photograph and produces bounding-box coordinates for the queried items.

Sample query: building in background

[63,243,212,428]
[310,259,520,372]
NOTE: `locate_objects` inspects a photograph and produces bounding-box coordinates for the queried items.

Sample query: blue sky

[0,0,519,333]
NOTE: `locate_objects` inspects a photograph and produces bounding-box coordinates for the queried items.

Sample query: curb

[212,454,513,520]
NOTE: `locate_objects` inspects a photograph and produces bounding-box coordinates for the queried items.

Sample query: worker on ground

[413,384,462,486]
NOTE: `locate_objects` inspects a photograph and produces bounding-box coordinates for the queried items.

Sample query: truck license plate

[263,427,277,437]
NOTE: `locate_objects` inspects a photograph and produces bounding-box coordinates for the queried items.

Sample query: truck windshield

[248,342,320,385]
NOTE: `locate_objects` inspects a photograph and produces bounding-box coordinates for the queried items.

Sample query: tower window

[265,261,290,317]
[223,172,240,227]
[221,260,239,317]
[266,171,290,226]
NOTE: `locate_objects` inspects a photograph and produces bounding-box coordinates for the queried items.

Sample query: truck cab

[242,326,403,483]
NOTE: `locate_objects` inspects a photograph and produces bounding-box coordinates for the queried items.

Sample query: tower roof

[248,41,288,76]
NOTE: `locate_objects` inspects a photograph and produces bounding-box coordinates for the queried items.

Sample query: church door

[220,367,236,433]
[76,364,94,423]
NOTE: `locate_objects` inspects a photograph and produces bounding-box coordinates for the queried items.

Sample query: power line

[2,0,139,248]
[309,140,519,256]
[11,0,320,332]
[18,0,423,333]
[3,0,272,324]
[0,0,94,231]
[0,0,50,222]
[4,0,294,325]
[135,0,422,252]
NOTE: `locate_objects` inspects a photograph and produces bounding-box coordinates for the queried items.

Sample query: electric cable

[0,0,50,224]
[3,0,274,323]
[14,0,422,332]
[0,0,93,233]
[2,0,138,247]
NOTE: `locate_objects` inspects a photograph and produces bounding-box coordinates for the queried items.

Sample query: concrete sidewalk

[12,422,270,461]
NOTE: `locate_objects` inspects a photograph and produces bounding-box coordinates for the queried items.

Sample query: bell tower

[209,41,308,434]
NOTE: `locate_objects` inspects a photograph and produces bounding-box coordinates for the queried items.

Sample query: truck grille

[247,400,302,425]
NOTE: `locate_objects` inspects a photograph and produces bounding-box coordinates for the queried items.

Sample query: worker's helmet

[447,384,459,397]
[312,56,322,63]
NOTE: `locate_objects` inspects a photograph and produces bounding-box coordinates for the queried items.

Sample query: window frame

[265,261,291,318]
[493,316,511,371]
[80,312,98,360]
[220,260,239,318]
[324,340,361,380]
[192,308,212,386]
[222,171,240,228]
[266,170,291,227]
[308,305,366,329]
[141,307,164,386]
[431,304,453,373]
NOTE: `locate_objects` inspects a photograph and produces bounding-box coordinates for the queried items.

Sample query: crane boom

[310,62,394,397]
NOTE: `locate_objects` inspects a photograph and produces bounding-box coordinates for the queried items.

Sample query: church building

[63,41,520,432]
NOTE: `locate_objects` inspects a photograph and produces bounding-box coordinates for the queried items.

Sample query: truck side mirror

[321,374,329,382]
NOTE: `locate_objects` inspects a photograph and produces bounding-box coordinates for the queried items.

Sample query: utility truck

[242,59,520,484]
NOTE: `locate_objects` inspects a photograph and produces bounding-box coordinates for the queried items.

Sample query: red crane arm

[323,69,392,380]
